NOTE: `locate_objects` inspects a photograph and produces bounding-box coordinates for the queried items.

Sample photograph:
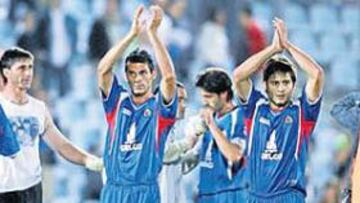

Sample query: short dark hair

[0,47,33,83]
[263,57,296,83]
[195,68,233,101]
[241,6,253,17]
[125,49,154,72]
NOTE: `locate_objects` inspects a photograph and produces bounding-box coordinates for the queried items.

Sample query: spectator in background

[17,9,38,54]
[331,92,360,203]
[194,8,232,72]
[238,6,266,57]
[166,0,193,80]
[88,18,111,63]
[36,0,77,97]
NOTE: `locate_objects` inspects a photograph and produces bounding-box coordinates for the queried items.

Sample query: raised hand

[273,17,290,49]
[147,5,163,34]
[270,25,283,53]
[200,107,215,127]
[130,5,145,36]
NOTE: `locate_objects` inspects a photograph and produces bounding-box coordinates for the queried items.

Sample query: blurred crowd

[0,0,359,202]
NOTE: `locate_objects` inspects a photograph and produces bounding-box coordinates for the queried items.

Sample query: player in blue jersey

[233,18,325,203]
[195,68,247,202]
[97,5,178,203]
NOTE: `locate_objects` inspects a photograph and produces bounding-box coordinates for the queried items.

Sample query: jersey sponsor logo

[200,136,215,168]
[120,122,143,152]
[259,117,270,126]
[261,130,283,160]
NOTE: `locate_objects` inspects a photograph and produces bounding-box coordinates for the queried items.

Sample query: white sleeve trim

[159,87,177,108]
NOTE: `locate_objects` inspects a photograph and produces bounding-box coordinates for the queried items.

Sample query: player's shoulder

[27,95,47,110]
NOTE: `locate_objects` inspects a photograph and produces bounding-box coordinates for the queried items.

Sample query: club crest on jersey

[285,116,293,124]
[144,109,152,117]
[261,130,283,161]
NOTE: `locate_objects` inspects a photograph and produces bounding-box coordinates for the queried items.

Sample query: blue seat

[330,57,359,89]
[283,3,308,25]
[290,30,320,60]
[319,32,347,64]
[310,4,339,34]
[341,6,360,35]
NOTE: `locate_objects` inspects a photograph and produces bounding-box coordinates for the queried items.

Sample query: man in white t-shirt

[0,47,103,203]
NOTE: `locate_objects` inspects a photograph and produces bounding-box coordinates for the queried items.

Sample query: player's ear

[3,68,10,79]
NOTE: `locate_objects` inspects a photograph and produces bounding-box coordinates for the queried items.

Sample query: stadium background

[0,0,359,202]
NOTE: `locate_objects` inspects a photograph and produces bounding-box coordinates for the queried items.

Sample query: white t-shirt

[0,94,46,192]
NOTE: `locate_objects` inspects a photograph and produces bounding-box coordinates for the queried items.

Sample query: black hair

[263,57,296,83]
[0,47,33,83]
[195,68,233,101]
[125,49,155,72]
[241,6,253,17]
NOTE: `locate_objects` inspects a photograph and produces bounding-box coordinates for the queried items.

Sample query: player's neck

[131,91,153,106]
[1,85,29,105]
[218,102,234,118]
[269,102,287,112]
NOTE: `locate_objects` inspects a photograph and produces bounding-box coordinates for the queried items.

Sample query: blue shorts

[248,191,305,203]
[199,188,248,203]
[100,182,160,203]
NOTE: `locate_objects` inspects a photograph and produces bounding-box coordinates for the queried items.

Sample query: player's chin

[132,89,147,97]
[275,100,289,107]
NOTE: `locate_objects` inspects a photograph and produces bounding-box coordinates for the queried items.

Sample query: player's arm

[233,29,282,102]
[97,5,144,96]
[163,136,199,164]
[147,6,176,103]
[202,108,244,162]
[274,18,324,102]
[352,130,360,203]
[163,117,206,164]
[42,107,103,172]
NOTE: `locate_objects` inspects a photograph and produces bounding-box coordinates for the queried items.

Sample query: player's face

[4,58,34,90]
[199,89,223,111]
[126,62,154,97]
[265,72,294,108]
[177,87,187,119]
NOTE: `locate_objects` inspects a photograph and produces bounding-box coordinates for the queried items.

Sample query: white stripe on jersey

[247,99,267,156]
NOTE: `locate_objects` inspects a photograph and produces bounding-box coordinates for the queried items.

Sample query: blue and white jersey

[101,76,178,185]
[198,107,247,195]
[241,84,322,197]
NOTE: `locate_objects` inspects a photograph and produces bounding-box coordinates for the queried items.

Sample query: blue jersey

[0,104,20,157]
[101,76,178,185]
[198,107,248,195]
[241,85,321,197]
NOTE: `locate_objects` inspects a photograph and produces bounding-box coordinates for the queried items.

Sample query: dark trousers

[0,182,42,203]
